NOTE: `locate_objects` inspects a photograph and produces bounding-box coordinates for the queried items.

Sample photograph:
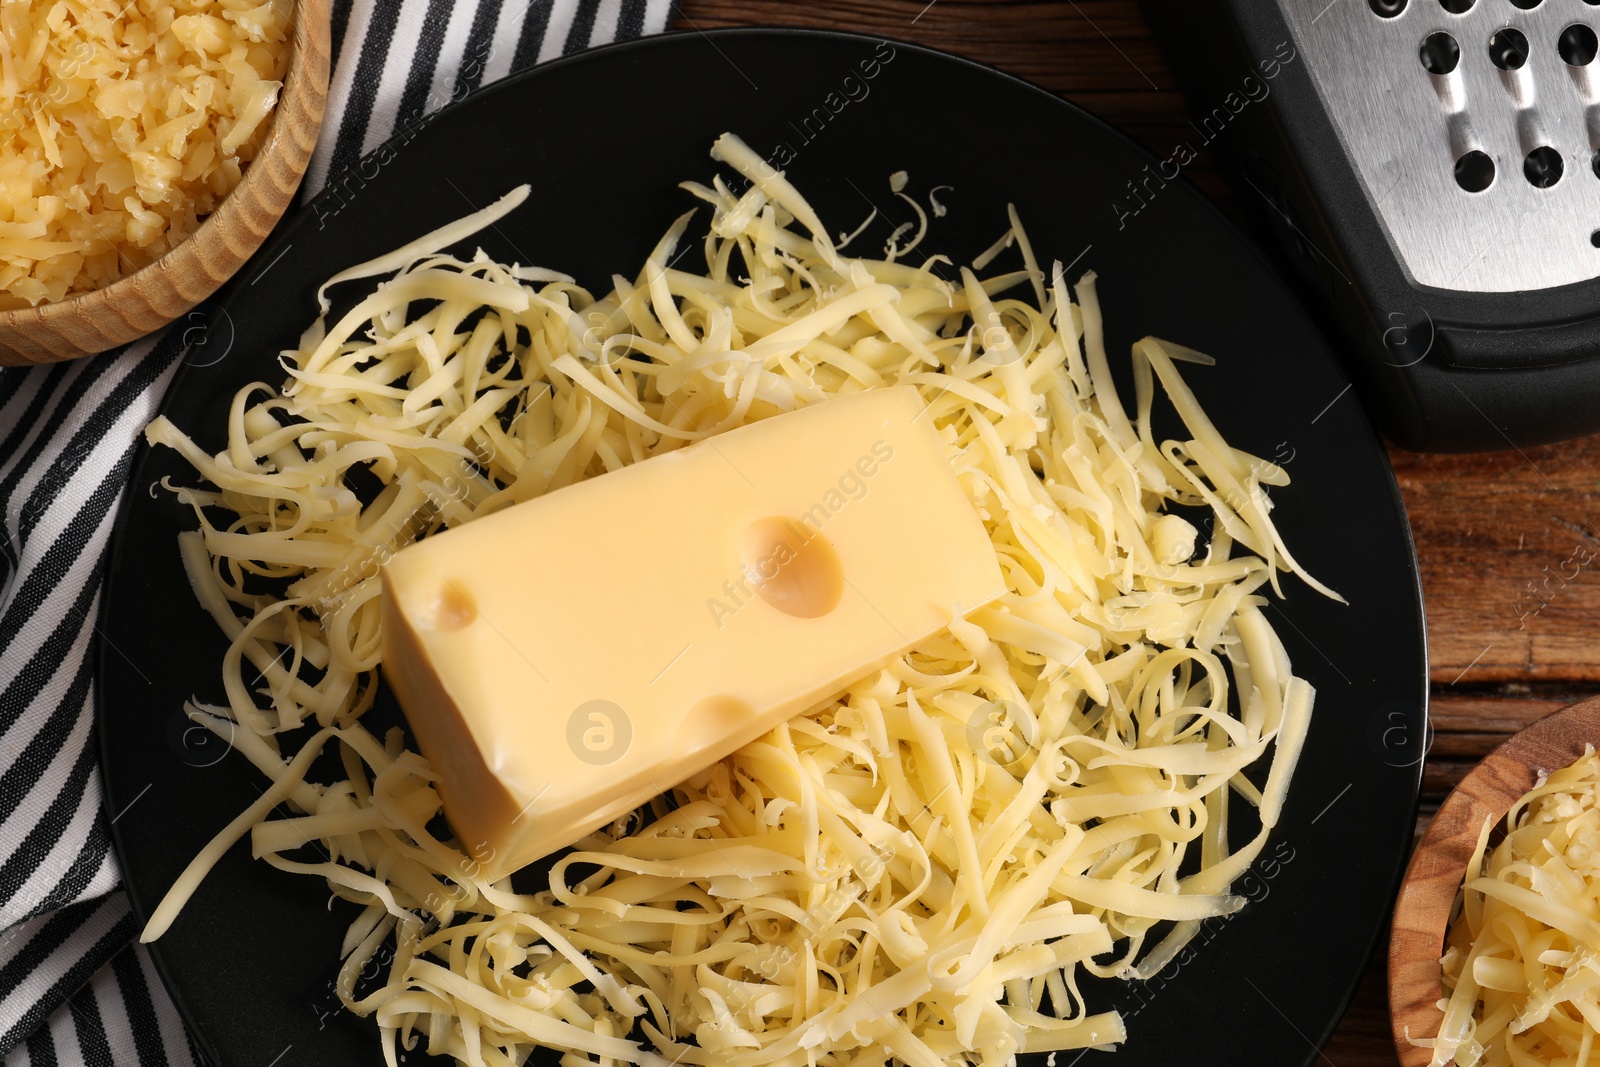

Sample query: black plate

[98,28,1427,1067]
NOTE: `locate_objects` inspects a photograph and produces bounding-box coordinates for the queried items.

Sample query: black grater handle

[1141,0,1600,451]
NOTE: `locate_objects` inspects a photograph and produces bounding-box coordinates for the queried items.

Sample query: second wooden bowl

[1389,694,1600,1065]
[0,0,332,366]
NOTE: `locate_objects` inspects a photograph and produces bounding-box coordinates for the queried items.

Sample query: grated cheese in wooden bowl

[1416,747,1600,1067]
[0,0,291,309]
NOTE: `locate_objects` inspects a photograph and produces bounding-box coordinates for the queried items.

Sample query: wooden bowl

[1388,694,1600,1065]
[0,0,331,366]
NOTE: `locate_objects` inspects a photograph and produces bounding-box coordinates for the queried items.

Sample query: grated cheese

[142,133,1334,1066]
[0,0,290,307]
[1414,747,1600,1067]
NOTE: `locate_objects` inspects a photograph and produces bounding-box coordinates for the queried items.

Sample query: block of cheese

[380,385,1006,880]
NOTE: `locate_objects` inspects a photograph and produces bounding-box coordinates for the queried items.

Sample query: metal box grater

[1140,0,1600,451]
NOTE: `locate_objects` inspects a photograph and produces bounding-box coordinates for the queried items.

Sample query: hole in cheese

[677,695,757,752]
[430,583,478,632]
[738,516,845,619]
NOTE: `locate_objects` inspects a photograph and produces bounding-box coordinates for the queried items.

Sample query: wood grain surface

[0,0,331,365]
[673,1,1600,1062]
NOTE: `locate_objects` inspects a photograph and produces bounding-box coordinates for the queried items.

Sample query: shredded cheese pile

[1417,748,1600,1067]
[0,0,290,307]
[143,133,1333,1066]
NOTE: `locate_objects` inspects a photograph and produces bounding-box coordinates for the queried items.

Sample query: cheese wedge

[380,386,1006,879]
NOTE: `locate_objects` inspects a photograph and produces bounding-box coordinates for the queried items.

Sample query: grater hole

[1591,230,1600,248]
[1525,146,1564,188]
[1369,0,1407,15]
[1510,0,1542,9]
[1560,24,1599,66]
[1421,31,1461,73]
[1591,149,1600,178]
[1455,150,1496,192]
[1490,28,1531,70]
[1440,0,1474,12]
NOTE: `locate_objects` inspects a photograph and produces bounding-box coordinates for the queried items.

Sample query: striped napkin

[0,1,674,1061]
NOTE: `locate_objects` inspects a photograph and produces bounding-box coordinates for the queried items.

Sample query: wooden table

[673,2,1600,1062]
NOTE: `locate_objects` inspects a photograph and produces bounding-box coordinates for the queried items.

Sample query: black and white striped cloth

[0,1,673,1061]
